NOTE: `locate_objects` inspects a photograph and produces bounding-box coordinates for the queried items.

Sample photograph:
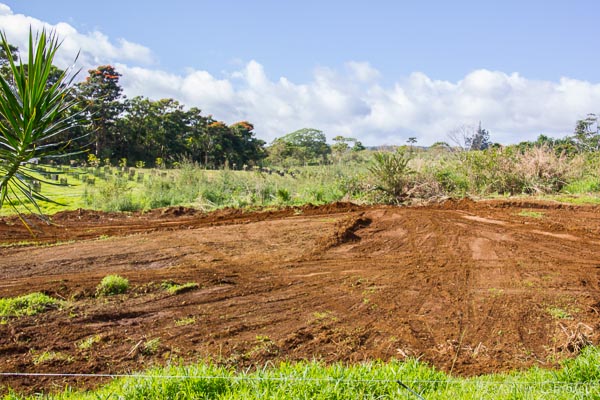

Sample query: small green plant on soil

[312,310,338,324]
[76,334,102,350]
[161,281,199,295]
[174,316,196,326]
[518,210,545,218]
[31,350,72,365]
[547,306,573,320]
[142,338,161,355]
[255,335,271,343]
[96,275,129,296]
[0,292,62,321]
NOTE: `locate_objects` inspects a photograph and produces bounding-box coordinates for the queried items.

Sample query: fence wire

[1,371,599,386]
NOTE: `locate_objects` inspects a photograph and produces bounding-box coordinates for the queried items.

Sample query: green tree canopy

[77,65,124,158]
[269,128,330,166]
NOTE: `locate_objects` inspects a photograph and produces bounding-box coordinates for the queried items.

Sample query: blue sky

[1,1,600,145]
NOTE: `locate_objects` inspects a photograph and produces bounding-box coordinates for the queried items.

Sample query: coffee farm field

[1,198,600,398]
[0,162,374,218]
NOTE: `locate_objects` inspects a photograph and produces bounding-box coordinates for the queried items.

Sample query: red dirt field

[1,199,600,394]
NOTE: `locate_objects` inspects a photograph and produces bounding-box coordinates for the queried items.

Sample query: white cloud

[0,3,154,70]
[0,3,10,15]
[3,3,600,146]
[117,62,600,146]
[346,61,380,82]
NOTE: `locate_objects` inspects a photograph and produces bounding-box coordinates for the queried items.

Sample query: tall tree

[183,106,210,163]
[467,122,491,151]
[77,65,123,158]
[331,135,364,162]
[270,128,331,165]
[573,113,600,152]
[229,121,266,167]
[205,121,232,167]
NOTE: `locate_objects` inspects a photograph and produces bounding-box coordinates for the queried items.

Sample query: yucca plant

[0,28,82,231]
[368,148,414,203]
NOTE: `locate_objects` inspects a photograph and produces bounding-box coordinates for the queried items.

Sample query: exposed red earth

[1,199,599,394]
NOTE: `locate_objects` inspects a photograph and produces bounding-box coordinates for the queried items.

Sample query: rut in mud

[1,199,599,394]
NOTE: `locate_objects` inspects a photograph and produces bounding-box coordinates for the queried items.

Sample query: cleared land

[1,199,599,394]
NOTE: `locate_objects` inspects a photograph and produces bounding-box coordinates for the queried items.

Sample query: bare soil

[1,199,600,394]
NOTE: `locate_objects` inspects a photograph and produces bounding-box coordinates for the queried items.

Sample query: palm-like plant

[0,28,81,231]
[368,148,414,203]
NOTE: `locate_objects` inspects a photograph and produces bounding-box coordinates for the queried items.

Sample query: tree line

[70,65,269,168]
[2,43,366,169]
[4,38,598,171]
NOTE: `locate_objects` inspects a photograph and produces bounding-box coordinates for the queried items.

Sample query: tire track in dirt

[1,200,600,394]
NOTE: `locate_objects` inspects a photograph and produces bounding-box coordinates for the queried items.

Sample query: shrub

[368,148,414,203]
[96,275,129,296]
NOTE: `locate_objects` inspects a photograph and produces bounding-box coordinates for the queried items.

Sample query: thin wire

[1,372,599,386]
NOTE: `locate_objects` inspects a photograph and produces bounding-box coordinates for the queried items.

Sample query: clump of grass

[0,292,62,320]
[518,210,545,218]
[161,281,199,295]
[141,338,161,355]
[31,350,73,365]
[174,316,196,326]
[96,275,129,297]
[76,334,103,350]
[547,306,573,320]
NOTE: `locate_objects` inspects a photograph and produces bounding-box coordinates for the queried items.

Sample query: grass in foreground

[3,347,600,399]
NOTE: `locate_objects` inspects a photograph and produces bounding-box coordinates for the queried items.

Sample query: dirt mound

[300,201,364,214]
[1,199,600,394]
[153,206,200,218]
[315,214,372,250]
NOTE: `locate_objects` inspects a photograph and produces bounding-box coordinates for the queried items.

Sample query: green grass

[30,350,72,365]
[542,193,600,205]
[76,334,103,350]
[518,210,545,219]
[161,281,199,295]
[0,163,367,215]
[0,292,62,321]
[547,307,572,320]
[563,177,600,194]
[4,347,600,399]
[95,275,129,296]
[3,155,600,218]
[174,316,196,326]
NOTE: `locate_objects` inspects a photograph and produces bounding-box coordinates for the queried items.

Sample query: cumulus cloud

[0,3,154,69]
[2,3,600,146]
[117,62,600,146]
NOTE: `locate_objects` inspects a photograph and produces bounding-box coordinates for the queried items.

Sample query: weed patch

[518,210,545,218]
[96,275,129,296]
[161,281,199,295]
[0,292,62,321]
